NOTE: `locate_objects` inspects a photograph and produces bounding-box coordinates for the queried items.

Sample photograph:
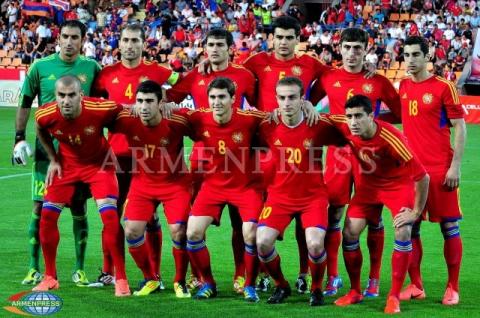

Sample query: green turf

[0,106,479,317]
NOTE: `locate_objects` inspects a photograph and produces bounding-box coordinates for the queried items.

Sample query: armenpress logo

[4,291,63,316]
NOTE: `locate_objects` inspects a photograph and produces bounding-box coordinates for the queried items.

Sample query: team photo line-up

[11,15,465,315]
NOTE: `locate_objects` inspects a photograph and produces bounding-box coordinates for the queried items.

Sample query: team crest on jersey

[232,132,243,143]
[77,74,87,83]
[274,139,282,146]
[203,130,210,138]
[139,76,149,82]
[264,66,272,72]
[334,81,341,88]
[303,138,312,149]
[84,126,95,135]
[362,83,373,94]
[198,80,206,86]
[291,66,302,76]
[112,77,119,84]
[422,93,433,104]
[54,130,63,135]
[160,137,170,146]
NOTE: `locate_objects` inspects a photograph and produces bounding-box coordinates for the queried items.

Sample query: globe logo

[19,292,63,316]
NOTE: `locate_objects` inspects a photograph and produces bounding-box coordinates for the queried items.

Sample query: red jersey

[93,60,174,157]
[399,75,464,173]
[329,116,426,188]
[35,98,122,167]
[243,52,328,111]
[113,109,192,187]
[311,68,401,119]
[180,108,267,190]
[259,115,346,204]
[166,63,256,109]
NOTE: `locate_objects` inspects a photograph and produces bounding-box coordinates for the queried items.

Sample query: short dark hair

[345,94,373,114]
[340,28,369,48]
[405,36,429,56]
[272,16,301,37]
[56,74,82,91]
[205,28,233,47]
[276,76,304,96]
[207,77,236,97]
[121,23,145,42]
[60,20,87,38]
[136,80,162,101]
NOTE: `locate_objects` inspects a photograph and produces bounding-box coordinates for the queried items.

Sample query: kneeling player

[329,95,429,314]
[184,78,267,302]
[33,75,129,297]
[113,81,192,297]
[256,77,346,306]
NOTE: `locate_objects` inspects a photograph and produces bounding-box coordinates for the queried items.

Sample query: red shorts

[124,181,191,224]
[190,184,263,225]
[347,183,415,226]
[45,164,118,204]
[258,194,329,238]
[324,146,359,206]
[422,172,462,222]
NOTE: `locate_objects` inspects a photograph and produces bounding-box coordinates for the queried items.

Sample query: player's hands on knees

[393,207,419,228]
[363,62,377,79]
[443,166,460,189]
[159,101,177,119]
[12,140,33,166]
[198,58,212,75]
[301,100,320,126]
[46,160,62,187]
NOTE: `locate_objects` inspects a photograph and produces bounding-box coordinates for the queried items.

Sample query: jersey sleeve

[169,108,194,137]
[91,70,109,98]
[380,76,402,120]
[243,69,257,107]
[34,104,55,129]
[111,109,133,134]
[318,115,348,146]
[20,61,40,101]
[166,69,196,103]
[174,108,200,141]
[407,154,427,182]
[309,73,327,105]
[155,63,174,85]
[441,80,464,119]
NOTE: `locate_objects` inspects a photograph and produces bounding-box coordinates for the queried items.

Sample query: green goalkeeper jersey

[19,53,101,106]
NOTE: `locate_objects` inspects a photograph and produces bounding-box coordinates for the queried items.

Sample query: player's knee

[394,225,411,241]
[124,225,142,241]
[256,234,274,254]
[440,220,458,230]
[243,228,256,245]
[186,226,204,242]
[170,224,186,242]
[342,227,358,241]
[306,239,324,255]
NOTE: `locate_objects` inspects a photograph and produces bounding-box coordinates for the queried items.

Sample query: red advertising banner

[460,95,480,125]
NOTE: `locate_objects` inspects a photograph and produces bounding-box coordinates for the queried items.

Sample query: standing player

[166,28,256,293]
[310,27,402,297]
[184,78,267,302]
[33,76,129,297]
[93,23,179,288]
[256,77,346,306]
[399,36,466,306]
[330,95,430,314]
[13,20,101,287]
[113,81,192,297]
[243,15,329,293]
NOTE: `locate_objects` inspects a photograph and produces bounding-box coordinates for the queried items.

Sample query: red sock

[172,241,188,283]
[309,250,327,291]
[146,221,162,278]
[390,241,412,298]
[443,226,462,291]
[409,236,423,289]
[39,205,62,277]
[259,251,288,288]
[187,240,215,285]
[101,231,113,274]
[295,219,309,275]
[325,225,342,277]
[99,205,126,280]
[343,240,362,293]
[128,235,155,280]
[367,226,384,280]
[244,244,259,287]
[230,205,245,278]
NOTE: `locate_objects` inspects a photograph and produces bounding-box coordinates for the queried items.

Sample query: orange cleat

[384,295,401,314]
[399,284,426,301]
[334,289,363,306]
[32,275,59,291]
[115,279,131,297]
[442,284,459,305]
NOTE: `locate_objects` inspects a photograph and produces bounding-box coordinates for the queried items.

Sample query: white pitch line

[0,172,31,180]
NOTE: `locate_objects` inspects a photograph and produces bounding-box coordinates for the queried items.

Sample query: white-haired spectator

[83,35,96,59]
[101,46,114,65]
